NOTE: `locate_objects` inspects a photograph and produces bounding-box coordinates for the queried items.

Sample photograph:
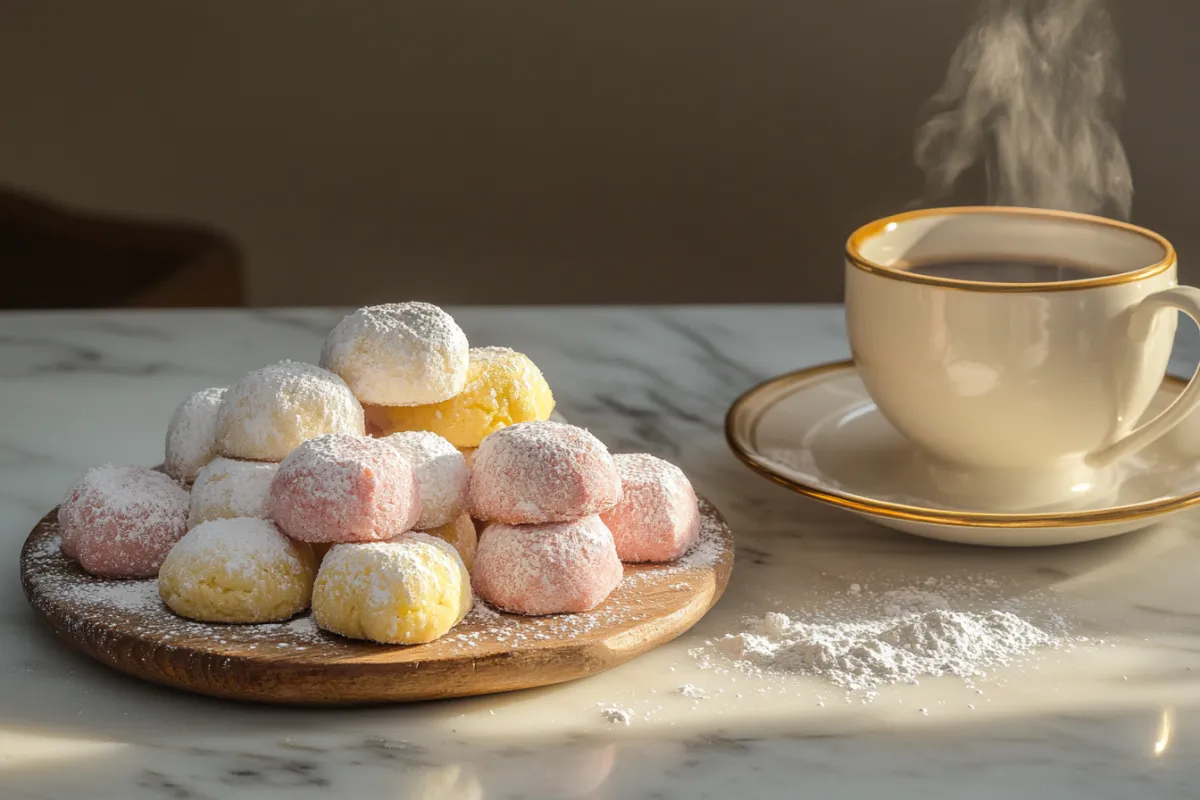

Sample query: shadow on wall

[0,1,1195,305]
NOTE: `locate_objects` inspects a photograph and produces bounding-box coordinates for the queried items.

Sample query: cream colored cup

[845,206,1200,512]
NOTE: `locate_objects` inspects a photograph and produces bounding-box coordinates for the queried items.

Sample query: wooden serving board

[20,498,734,705]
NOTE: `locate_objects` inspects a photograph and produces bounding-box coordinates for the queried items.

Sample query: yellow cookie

[158,518,317,623]
[311,534,472,644]
[421,512,479,571]
[363,347,554,448]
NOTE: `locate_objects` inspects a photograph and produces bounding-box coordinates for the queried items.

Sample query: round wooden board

[20,498,734,705]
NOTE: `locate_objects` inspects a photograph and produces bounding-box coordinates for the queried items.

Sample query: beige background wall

[0,2,1196,305]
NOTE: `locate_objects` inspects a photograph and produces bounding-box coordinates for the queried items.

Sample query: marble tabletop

[4,305,1200,800]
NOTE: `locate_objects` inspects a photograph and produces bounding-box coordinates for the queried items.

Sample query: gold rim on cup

[845,206,1177,293]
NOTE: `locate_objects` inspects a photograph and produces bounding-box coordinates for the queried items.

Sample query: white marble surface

[4,306,1200,799]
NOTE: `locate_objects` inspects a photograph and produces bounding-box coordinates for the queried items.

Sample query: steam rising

[914,0,1132,219]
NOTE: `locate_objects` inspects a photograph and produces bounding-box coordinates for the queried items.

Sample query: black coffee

[905,259,1109,283]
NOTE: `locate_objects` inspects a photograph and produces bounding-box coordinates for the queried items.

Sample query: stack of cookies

[57,302,701,646]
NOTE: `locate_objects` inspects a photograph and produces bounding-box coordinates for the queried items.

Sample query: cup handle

[1086,285,1200,468]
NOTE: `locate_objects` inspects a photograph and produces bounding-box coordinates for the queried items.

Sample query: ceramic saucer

[725,359,1200,547]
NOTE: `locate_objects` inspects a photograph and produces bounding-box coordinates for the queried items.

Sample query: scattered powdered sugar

[693,576,1074,693]
[600,707,633,725]
[164,387,227,482]
[675,684,707,698]
[382,430,470,529]
[56,576,163,613]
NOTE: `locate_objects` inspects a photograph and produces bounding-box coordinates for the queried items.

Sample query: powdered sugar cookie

[164,387,226,482]
[470,421,621,524]
[158,518,317,623]
[187,457,278,529]
[601,453,700,562]
[215,361,364,462]
[320,302,469,407]
[383,431,469,529]
[312,533,471,644]
[471,516,623,615]
[270,433,421,543]
[58,464,190,577]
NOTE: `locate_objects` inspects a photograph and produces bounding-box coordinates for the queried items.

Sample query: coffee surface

[905,259,1110,283]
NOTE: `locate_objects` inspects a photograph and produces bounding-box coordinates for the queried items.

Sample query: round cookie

[320,302,469,406]
[312,533,472,644]
[58,464,189,577]
[158,518,317,623]
[187,457,278,529]
[270,433,421,543]
[601,453,700,562]
[215,361,364,462]
[472,516,623,615]
[421,512,478,571]
[469,421,622,524]
[383,431,469,529]
[164,386,227,482]
[363,346,554,447]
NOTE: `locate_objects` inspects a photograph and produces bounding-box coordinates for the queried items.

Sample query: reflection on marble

[3,306,1200,799]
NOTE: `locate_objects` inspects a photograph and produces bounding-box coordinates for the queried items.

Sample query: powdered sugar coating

[320,303,469,406]
[383,431,469,529]
[472,516,623,615]
[312,533,472,644]
[422,512,479,570]
[270,433,421,543]
[58,465,190,577]
[470,421,622,524]
[164,387,227,482]
[158,518,317,623]
[187,457,279,529]
[601,453,700,562]
[215,361,365,462]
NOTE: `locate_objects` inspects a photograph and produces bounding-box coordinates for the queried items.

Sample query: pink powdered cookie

[269,433,421,543]
[58,464,190,577]
[471,516,623,615]
[601,453,700,562]
[469,421,622,524]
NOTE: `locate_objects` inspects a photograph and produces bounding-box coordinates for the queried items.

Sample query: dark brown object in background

[0,186,243,309]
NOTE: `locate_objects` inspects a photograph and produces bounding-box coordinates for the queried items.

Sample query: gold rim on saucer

[725,359,1200,529]
[846,206,1177,293]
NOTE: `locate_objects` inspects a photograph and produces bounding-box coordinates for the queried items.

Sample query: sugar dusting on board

[23,498,730,657]
[692,576,1080,693]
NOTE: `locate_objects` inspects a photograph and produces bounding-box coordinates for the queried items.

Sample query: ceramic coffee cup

[845,206,1200,512]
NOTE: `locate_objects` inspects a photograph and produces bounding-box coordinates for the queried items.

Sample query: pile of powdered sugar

[692,577,1075,692]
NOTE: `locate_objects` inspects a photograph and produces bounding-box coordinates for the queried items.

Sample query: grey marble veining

[3,306,1200,799]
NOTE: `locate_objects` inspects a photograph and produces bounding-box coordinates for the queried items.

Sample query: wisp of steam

[914,0,1132,220]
